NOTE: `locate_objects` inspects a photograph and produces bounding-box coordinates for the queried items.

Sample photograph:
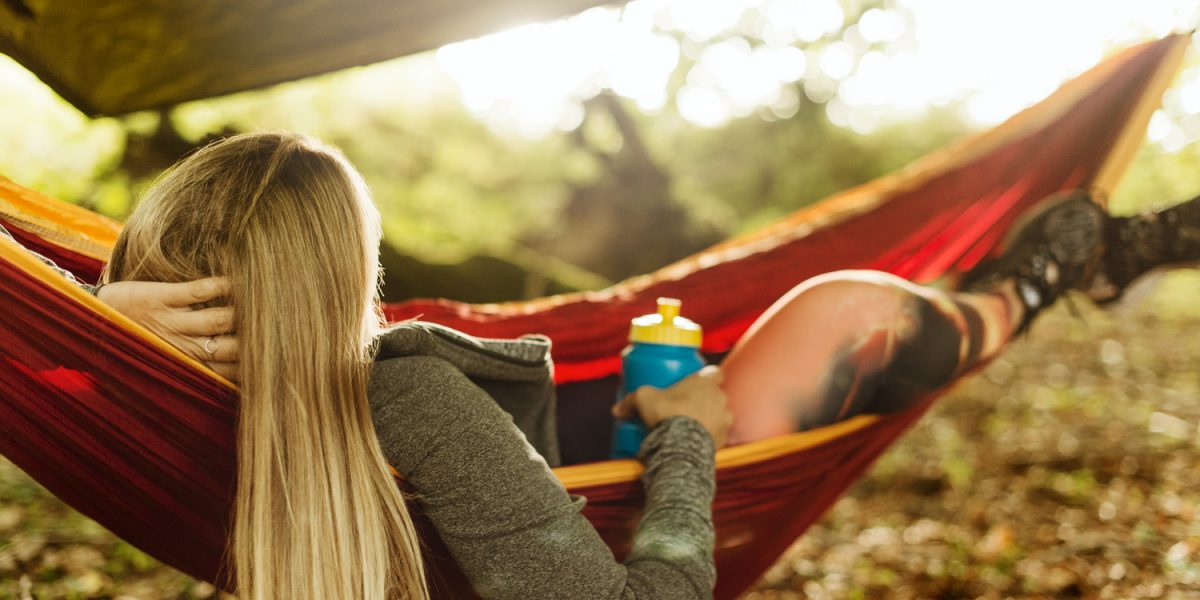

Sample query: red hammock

[0,35,1188,599]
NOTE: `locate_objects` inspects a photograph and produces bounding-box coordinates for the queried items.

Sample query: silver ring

[204,337,217,357]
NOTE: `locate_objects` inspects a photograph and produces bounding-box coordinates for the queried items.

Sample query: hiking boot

[961,190,1107,330]
[1086,192,1200,303]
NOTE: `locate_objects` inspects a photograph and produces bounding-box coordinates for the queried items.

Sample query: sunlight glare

[770,85,802,119]
[436,0,1200,138]
[818,42,855,80]
[669,0,754,41]
[1179,78,1200,115]
[677,85,730,127]
[857,8,906,43]
[763,0,846,44]
[899,0,1195,129]
[437,6,681,137]
[0,56,122,189]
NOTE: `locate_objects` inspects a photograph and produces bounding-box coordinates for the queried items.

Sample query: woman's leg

[721,191,1110,445]
[719,190,1200,444]
[721,271,1023,444]
[1088,191,1200,302]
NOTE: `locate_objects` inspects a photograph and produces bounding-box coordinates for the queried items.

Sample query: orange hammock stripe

[0,177,120,260]
[555,414,881,488]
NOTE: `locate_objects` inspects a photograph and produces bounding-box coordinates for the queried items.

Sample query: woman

[33,131,1192,598]
[96,131,727,600]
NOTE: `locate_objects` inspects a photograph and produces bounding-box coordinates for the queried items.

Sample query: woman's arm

[0,223,239,378]
[623,416,717,596]
[0,222,94,290]
[370,356,717,599]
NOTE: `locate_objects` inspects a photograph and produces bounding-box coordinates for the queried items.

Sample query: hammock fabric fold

[0,34,1189,599]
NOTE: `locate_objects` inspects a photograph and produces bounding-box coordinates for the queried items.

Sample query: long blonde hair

[107,132,428,600]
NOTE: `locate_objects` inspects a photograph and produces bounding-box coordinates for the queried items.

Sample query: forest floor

[3,274,1200,599]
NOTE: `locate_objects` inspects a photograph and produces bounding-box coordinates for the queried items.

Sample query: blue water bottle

[611,298,706,459]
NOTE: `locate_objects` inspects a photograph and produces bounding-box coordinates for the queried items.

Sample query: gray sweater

[369,323,717,599]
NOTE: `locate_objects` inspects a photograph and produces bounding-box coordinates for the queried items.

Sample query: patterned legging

[723,270,1020,444]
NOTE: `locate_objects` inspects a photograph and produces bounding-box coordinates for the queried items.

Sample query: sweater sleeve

[0,223,98,294]
[369,356,717,600]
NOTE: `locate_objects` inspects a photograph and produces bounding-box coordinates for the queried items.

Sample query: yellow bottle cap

[629,298,702,347]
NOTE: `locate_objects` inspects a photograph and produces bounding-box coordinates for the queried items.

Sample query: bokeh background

[2,0,1200,597]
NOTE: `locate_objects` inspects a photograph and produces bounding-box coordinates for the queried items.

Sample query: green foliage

[0,57,125,210]
[663,98,968,234]
[1111,140,1200,215]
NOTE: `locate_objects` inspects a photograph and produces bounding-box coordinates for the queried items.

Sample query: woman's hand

[96,278,240,382]
[612,365,733,448]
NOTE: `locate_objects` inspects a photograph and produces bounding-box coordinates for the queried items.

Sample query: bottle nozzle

[656,297,681,322]
[629,297,701,346]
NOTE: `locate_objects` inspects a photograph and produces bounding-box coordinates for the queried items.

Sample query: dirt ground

[3,273,1200,599]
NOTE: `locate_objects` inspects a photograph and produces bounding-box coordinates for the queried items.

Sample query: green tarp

[0,0,612,115]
